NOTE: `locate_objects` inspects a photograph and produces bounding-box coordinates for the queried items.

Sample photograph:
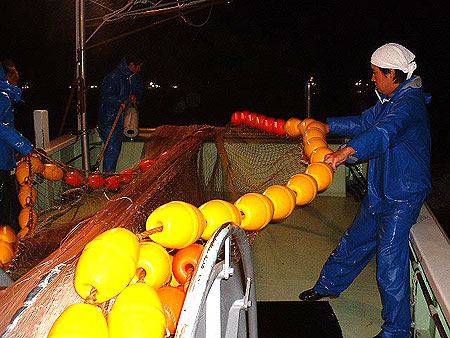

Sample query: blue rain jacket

[0,65,33,171]
[327,76,431,211]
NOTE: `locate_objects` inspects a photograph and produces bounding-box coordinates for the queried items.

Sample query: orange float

[234,192,274,231]
[299,118,316,134]
[305,162,334,192]
[0,240,14,268]
[15,167,32,186]
[18,185,37,208]
[133,242,172,288]
[286,173,318,205]
[303,127,325,143]
[47,303,109,338]
[16,156,44,174]
[18,207,38,229]
[306,121,327,135]
[41,163,64,181]
[199,199,242,240]
[172,243,204,285]
[157,286,186,335]
[304,137,328,158]
[284,117,302,137]
[263,185,296,221]
[0,225,17,244]
[17,227,29,240]
[310,147,334,163]
[146,201,206,249]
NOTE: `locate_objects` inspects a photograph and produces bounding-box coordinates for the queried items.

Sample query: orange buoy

[119,169,134,184]
[286,173,318,205]
[199,199,242,240]
[41,163,64,181]
[304,137,328,158]
[88,174,105,190]
[284,117,302,137]
[303,127,325,143]
[108,283,166,338]
[133,242,172,288]
[16,156,44,174]
[105,175,122,190]
[263,185,296,221]
[310,147,334,163]
[172,243,204,285]
[17,226,29,240]
[18,185,37,208]
[299,118,316,134]
[157,286,186,335]
[47,303,109,338]
[234,192,274,231]
[0,240,14,268]
[146,201,206,249]
[306,121,327,135]
[74,228,140,303]
[64,171,84,187]
[0,225,17,244]
[168,255,180,287]
[15,167,33,186]
[18,207,38,229]
[305,162,334,192]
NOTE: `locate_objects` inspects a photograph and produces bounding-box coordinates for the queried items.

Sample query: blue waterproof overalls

[98,58,143,172]
[314,76,431,338]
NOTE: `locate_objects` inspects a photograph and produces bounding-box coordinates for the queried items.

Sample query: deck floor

[251,195,384,337]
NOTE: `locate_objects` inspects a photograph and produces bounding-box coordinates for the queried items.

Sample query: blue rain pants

[314,196,422,338]
[98,123,123,173]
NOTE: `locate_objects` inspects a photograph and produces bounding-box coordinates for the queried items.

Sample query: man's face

[129,62,143,74]
[371,64,397,96]
[6,67,19,86]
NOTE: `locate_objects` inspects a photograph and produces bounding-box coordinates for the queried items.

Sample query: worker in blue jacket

[0,59,34,233]
[299,43,431,338]
[98,55,144,172]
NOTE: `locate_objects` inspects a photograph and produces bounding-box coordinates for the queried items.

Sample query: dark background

[1,1,449,232]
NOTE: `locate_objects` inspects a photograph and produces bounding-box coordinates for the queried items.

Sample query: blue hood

[0,65,22,103]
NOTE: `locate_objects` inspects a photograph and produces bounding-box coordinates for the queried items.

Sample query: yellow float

[303,127,325,143]
[304,137,329,158]
[263,185,296,221]
[16,156,44,174]
[47,303,109,338]
[0,240,14,268]
[74,228,140,303]
[284,117,302,137]
[108,283,166,338]
[146,201,206,249]
[306,121,327,135]
[18,185,37,208]
[18,207,38,229]
[305,162,334,192]
[0,225,17,244]
[15,167,33,186]
[310,147,334,163]
[286,173,318,206]
[132,242,172,288]
[199,199,242,240]
[234,193,274,231]
[41,163,64,181]
[299,118,316,134]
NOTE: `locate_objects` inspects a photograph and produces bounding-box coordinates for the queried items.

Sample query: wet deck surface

[251,195,384,338]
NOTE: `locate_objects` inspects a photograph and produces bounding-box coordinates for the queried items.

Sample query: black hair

[379,67,408,84]
[124,54,144,66]
[0,59,17,77]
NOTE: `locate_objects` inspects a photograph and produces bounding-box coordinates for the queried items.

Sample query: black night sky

[1,1,450,228]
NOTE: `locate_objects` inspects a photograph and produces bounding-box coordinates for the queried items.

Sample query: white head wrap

[371,43,417,80]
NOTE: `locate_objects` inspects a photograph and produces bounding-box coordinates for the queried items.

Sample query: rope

[184,266,194,292]
[136,226,164,241]
[136,267,147,283]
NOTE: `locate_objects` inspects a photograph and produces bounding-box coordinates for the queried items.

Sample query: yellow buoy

[18,185,37,208]
[108,283,166,338]
[306,121,327,135]
[15,167,33,186]
[263,185,296,221]
[284,117,302,137]
[234,193,274,231]
[132,242,172,288]
[304,137,328,159]
[199,199,242,240]
[305,162,334,192]
[286,173,318,206]
[299,118,316,134]
[0,240,14,268]
[41,163,64,181]
[303,127,325,143]
[310,147,334,163]
[146,201,206,249]
[75,228,140,303]
[18,207,38,229]
[47,303,109,338]
[0,225,17,244]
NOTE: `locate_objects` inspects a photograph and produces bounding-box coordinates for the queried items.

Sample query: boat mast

[75,0,91,170]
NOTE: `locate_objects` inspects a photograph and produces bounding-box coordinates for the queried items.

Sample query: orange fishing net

[0,124,306,336]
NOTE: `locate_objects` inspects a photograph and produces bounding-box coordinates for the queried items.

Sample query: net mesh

[0,124,306,336]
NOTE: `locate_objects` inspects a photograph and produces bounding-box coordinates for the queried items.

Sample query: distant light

[21,83,30,90]
[88,85,98,89]
[146,81,160,90]
[171,85,179,89]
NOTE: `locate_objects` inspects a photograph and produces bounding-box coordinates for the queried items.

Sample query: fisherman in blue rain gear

[0,59,34,233]
[299,43,431,338]
[98,55,144,172]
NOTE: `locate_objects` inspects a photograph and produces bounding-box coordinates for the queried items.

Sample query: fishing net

[0,123,306,336]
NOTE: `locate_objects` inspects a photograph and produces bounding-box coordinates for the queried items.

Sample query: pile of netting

[0,123,308,336]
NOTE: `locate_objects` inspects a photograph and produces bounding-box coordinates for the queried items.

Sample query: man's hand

[130,95,137,105]
[324,146,355,171]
